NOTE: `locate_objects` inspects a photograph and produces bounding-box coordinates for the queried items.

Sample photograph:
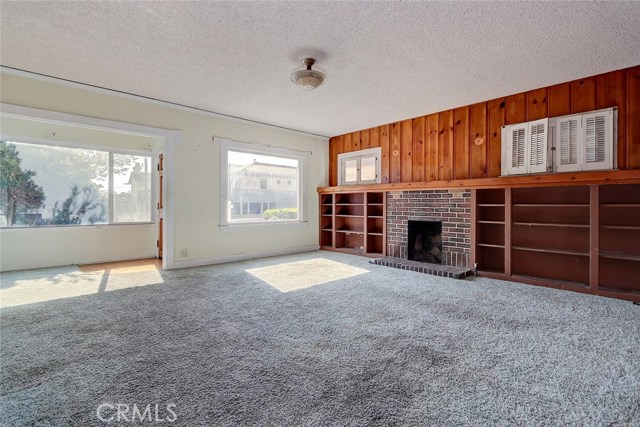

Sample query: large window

[220,139,306,226]
[0,140,153,227]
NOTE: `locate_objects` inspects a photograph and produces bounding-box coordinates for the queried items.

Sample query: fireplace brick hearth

[386,189,471,268]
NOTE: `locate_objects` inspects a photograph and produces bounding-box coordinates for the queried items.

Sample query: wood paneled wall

[328,65,640,187]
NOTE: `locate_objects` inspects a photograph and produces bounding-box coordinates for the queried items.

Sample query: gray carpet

[1,251,639,426]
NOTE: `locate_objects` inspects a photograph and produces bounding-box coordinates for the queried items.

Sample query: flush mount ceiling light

[291,58,327,90]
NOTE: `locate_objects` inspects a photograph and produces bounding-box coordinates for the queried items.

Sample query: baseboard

[170,245,320,269]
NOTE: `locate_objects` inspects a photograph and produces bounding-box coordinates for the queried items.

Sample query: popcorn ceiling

[1,2,639,137]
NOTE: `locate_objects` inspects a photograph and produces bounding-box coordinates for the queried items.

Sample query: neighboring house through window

[220,138,307,226]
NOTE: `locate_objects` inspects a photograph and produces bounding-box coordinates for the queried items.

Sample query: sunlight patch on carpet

[0,266,164,308]
[246,258,369,292]
[79,258,162,273]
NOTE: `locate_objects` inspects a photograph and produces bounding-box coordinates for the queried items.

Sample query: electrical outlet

[179,249,189,258]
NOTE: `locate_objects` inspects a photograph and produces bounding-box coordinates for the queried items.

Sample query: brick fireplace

[386,189,471,268]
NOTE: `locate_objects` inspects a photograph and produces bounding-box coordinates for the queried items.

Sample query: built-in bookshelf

[510,186,590,286]
[598,184,640,296]
[473,184,640,301]
[475,188,506,274]
[318,191,386,257]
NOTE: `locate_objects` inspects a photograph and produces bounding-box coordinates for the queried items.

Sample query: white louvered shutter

[582,109,613,171]
[527,118,548,173]
[554,115,582,173]
[502,124,528,175]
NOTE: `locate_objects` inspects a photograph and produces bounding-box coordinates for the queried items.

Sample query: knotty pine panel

[352,131,361,151]
[469,103,487,179]
[438,110,454,181]
[401,119,413,182]
[453,107,469,180]
[548,82,572,117]
[369,127,380,148]
[598,70,626,170]
[343,133,353,153]
[360,129,370,150]
[628,66,640,169]
[506,93,526,125]
[329,135,338,186]
[526,88,548,121]
[426,114,439,181]
[336,134,345,156]
[487,98,506,178]
[572,77,597,113]
[380,125,390,183]
[390,122,401,183]
[327,65,639,188]
[412,117,425,182]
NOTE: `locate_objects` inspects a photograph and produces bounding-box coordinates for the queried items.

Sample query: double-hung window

[220,138,307,226]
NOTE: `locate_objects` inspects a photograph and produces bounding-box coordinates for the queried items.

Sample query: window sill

[0,222,155,231]
[219,221,308,233]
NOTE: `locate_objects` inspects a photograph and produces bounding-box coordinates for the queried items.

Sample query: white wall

[0,115,161,151]
[0,225,157,270]
[0,72,328,271]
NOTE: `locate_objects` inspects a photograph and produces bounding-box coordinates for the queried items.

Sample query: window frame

[0,137,155,228]
[219,138,308,229]
[337,147,382,185]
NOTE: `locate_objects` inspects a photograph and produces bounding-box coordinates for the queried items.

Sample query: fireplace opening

[408,220,442,264]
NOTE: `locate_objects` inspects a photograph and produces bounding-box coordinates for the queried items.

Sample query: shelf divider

[505,188,512,276]
[512,246,589,257]
[600,252,640,261]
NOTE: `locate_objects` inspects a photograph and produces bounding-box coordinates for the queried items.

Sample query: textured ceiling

[1,1,640,138]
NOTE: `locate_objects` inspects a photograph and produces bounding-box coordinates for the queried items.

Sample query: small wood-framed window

[338,147,381,185]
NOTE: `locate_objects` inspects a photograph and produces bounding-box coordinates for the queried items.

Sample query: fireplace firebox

[408,221,443,264]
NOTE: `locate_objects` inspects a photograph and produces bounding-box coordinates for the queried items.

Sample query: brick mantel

[386,189,471,268]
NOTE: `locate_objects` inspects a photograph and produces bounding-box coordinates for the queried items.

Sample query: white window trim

[337,147,382,185]
[219,138,308,229]
[0,137,155,227]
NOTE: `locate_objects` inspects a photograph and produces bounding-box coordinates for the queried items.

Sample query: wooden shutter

[554,115,582,173]
[527,118,548,173]
[582,109,613,171]
[501,124,528,175]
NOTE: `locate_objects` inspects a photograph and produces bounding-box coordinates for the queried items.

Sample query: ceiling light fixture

[291,58,327,90]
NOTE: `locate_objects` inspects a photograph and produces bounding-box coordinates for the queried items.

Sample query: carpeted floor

[1,251,639,426]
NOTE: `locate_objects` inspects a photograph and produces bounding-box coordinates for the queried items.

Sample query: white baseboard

[169,245,319,269]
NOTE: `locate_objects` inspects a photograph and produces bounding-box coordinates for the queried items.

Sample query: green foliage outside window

[262,208,298,221]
